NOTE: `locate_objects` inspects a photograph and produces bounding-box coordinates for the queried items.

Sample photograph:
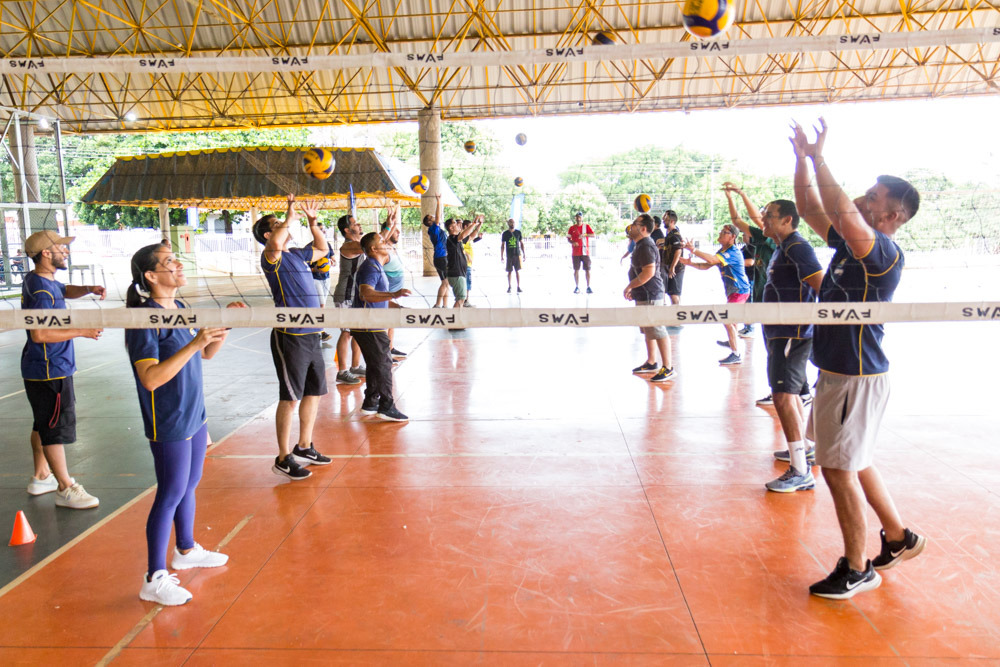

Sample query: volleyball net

[4,301,999,331]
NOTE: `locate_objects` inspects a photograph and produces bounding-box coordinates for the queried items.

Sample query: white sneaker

[171,542,229,570]
[54,482,99,509]
[139,570,192,606]
[27,473,59,496]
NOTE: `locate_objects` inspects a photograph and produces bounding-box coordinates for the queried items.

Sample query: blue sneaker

[774,447,816,465]
[765,467,815,493]
[586,287,593,294]
[719,352,742,365]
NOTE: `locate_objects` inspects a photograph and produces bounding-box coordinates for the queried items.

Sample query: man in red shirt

[567,211,594,294]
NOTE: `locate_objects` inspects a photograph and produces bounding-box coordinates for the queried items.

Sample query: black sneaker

[872,528,926,570]
[650,367,676,383]
[632,361,659,374]
[573,287,580,294]
[320,331,332,342]
[291,444,332,466]
[360,399,379,415]
[377,406,409,422]
[810,558,882,599]
[717,340,733,348]
[390,348,407,358]
[801,393,813,407]
[586,287,593,294]
[507,286,512,293]
[756,394,774,406]
[517,287,523,293]
[272,455,312,480]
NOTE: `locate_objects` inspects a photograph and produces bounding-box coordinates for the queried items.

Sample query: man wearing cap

[253,195,333,481]
[21,230,105,509]
[680,224,751,365]
[567,211,594,294]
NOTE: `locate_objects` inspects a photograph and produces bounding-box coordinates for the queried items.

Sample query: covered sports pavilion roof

[1,0,998,133]
[79,146,463,210]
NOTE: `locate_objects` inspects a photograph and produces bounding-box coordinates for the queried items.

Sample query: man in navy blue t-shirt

[422,194,448,307]
[20,230,105,509]
[792,119,926,600]
[253,194,333,481]
[351,232,411,422]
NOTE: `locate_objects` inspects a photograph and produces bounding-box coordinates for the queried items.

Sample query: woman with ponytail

[125,243,246,606]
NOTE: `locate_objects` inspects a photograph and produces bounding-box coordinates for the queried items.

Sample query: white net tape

[4,29,998,75]
[4,302,999,330]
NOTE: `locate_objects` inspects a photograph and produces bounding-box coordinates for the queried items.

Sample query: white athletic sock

[788,440,808,475]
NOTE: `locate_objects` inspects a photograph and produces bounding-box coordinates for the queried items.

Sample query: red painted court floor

[0,320,998,665]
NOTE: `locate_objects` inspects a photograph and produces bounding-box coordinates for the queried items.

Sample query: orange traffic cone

[9,511,37,546]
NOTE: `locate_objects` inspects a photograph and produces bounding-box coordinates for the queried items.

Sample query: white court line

[208,451,737,459]
[0,358,118,403]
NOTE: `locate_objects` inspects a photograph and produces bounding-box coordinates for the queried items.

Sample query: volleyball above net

[302,148,336,180]
[514,177,524,187]
[592,31,618,45]
[409,174,429,194]
[634,193,652,212]
[464,140,477,154]
[681,0,735,39]
[515,133,527,146]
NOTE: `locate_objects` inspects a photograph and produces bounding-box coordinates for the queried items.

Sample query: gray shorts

[807,372,890,471]
[448,276,468,300]
[635,301,668,340]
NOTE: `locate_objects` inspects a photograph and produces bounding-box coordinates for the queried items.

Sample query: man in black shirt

[624,214,675,383]
[445,215,483,308]
[500,218,525,293]
[662,210,685,305]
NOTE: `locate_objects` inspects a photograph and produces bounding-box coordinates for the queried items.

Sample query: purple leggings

[146,424,208,575]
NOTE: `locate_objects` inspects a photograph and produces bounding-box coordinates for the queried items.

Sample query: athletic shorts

[270,330,328,401]
[24,377,77,445]
[666,271,684,296]
[314,278,330,306]
[447,276,468,300]
[572,255,592,271]
[807,372,890,471]
[635,301,668,340]
[727,291,750,304]
[433,256,448,280]
[506,255,521,272]
[766,337,812,394]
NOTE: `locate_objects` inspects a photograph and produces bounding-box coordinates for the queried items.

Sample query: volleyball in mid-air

[634,194,652,213]
[592,30,618,46]
[464,140,477,154]
[514,177,524,187]
[302,148,335,180]
[515,133,527,146]
[681,0,735,39]
[310,256,331,276]
[410,174,429,194]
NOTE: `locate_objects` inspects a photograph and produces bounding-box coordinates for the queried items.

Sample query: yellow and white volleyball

[634,193,652,213]
[310,256,331,275]
[515,133,527,146]
[302,148,336,180]
[464,140,477,154]
[410,174,429,194]
[591,30,618,46]
[681,0,735,39]
[514,177,524,187]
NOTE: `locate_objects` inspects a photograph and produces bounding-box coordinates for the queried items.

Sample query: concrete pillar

[417,106,441,276]
[159,203,170,246]
[9,119,56,236]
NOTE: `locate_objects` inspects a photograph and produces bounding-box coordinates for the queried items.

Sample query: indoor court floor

[0,266,998,665]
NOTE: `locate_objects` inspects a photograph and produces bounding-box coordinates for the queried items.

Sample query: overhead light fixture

[37,117,51,130]
[125,111,138,122]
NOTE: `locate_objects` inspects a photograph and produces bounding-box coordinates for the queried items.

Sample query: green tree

[544,183,618,235]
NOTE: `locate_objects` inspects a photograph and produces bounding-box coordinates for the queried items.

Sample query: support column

[159,203,170,246]
[417,106,441,276]
[9,119,55,235]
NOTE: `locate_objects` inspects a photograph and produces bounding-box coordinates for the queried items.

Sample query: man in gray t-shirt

[624,214,674,383]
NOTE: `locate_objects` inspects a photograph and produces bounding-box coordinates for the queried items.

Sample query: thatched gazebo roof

[81,146,461,210]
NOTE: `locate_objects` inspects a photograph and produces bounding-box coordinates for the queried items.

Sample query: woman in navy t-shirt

[125,243,246,606]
